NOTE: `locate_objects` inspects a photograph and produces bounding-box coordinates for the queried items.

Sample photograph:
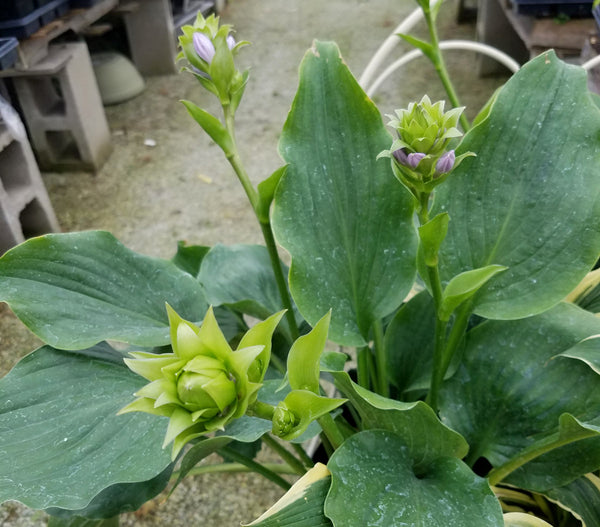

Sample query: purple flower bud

[193,32,216,64]
[392,149,425,169]
[227,34,236,50]
[436,150,455,174]
[407,152,426,169]
[392,148,409,165]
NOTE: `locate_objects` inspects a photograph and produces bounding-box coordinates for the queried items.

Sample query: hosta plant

[2,5,600,527]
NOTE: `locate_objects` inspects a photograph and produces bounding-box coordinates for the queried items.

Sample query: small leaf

[440,264,507,320]
[419,212,449,267]
[288,311,331,393]
[257,166,288,223]
[180,100,233,152]
[398,34,436,62]
[244,463,332,526]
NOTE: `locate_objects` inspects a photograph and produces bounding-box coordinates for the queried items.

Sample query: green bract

[388,95,463,155]
[379,95,474,195]
[119,305,285,459]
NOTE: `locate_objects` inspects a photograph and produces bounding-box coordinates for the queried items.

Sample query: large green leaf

[433,52,600,320]
[324,430,503,526]
[440,302,600,489]
[0,344,172,511]
[272,41,418,346]
[333,371,468,471]
[0,231,208,349]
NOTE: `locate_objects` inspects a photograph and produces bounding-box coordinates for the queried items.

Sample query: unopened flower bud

[119,306,285,459]
[392,148,409,165]
[193,32,216,63]
[272,404,299,437]
[407,152,426,169]
[436,150,455,175]
[392,149,425,169]
[226,34,236,50]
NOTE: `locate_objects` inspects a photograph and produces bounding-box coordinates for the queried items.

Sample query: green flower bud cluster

[379,95,474,195]
[177,13,249,108]
[119,305,284,459]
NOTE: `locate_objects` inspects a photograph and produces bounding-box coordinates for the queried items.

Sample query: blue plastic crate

[512,0,593,17]
[0,37,18,69]
[0,0,36,21]
[69,0,103,6]
[0,0,70,39]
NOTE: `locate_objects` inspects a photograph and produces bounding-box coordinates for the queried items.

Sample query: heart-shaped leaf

[272,41,418,346]
[324,430,503,526]
[333,372,468,471]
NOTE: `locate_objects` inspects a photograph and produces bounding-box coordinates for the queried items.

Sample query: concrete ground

[0,0,511,524]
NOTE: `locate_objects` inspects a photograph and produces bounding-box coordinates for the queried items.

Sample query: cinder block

[0,122,59,254]
[12,42,112,171]
[124,0,178,76]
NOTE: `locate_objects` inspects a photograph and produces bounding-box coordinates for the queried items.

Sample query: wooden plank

[13,0,118,68]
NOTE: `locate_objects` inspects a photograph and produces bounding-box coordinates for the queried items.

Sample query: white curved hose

[582,54,600,71]
[358,1,441,89]
[365,40,521,98]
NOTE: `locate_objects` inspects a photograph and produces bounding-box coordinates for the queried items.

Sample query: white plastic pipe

[365,40,521,98]
[582,54,600,71]
[358,1,440,89]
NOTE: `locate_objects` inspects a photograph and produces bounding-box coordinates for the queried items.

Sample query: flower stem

[291,443,315,468]
[262,434,307,475]
[372,319,389,397]
[218,446,292,490]
[357,346,371,390]
[259,220,300,341]
[248,400,276,421]
[317,413,346,450]
[422,5,470,131]
[177,462,299,478]
[223,105,299,342]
